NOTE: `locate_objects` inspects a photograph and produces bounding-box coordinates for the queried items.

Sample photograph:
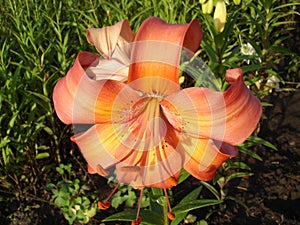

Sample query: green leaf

[103,209,164,225]
[35,152,50,159]
[54,191,70,207]
[225,171,254,184]
[197,220,208,225]
[177,169,190,184]
[261,101,273,107]
[170,212,186,225]
[172,199,222,214]
[171,187,202,225]
[200,181,220,200]
[151,187,163,196]
[226,196,249,211]
[238,146,263,161]
[45,183,55,191]
[85,207,96,218]
[246,136,278,150]
[228,161,251,171]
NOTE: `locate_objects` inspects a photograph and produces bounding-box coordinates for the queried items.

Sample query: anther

[131,216,142,225]
[97,201,110,210]
[97,182,120,210]
[132,188,144,225]
[168,212,175,220]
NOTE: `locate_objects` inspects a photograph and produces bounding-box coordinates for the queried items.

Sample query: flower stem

[163,196,169,225]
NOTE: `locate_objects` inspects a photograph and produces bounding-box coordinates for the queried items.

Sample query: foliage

[0,0,299,224]
[46,164,96,224]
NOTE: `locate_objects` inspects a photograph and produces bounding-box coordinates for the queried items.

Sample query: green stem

[163,197,169,225]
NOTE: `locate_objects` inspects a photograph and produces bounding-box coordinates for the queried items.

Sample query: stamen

[97,182,120,210]
[168,212,175,220]
[120,166,141,172]
[97,201,110,210]
[132,187,144,224]
[163,186,172,213]
[162,186,175,221]
[131,216,142,225]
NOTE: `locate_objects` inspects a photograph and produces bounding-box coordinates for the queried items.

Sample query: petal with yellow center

[72,97,183,188]
[160,68,262,145]
[53,52,141,124]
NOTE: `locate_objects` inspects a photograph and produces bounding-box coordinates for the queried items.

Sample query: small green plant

[46,164,96,224]
[103,185,222,225]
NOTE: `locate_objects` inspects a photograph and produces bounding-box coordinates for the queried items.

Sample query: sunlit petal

[85,58,128,82]
[160,68,262,145]
[128,17,202,95]
[181,136,237,181]
[53,52,141,124]
[72,97,183,188]
[86,20,134,81]
[87,19,134,59]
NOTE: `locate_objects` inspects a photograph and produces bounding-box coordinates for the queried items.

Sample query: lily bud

[201,0,213,14]
[233,0,241,5]
[214,0,227,33]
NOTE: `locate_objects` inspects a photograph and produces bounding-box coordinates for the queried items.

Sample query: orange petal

[53,52,97,124]
[73,122,182,188]
[53,52,141,124]
[87,20,134,59]
[182,136,237,181]
[128,17,202,95]
[87,164,97,174]
[72,97,183,188]
[160,68,262,145]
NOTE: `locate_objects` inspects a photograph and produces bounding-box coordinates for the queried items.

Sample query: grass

[0,0,299,224]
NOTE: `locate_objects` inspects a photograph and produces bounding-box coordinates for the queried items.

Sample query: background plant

[0,0,298,224]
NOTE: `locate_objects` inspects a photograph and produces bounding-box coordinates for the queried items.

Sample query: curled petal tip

[87,164,97,174]
[86,20,134,58]
[225,68,243,83]
[96,164,109,177]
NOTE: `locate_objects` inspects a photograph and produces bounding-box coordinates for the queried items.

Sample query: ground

[205,90,300,225]
[1,89,299,225]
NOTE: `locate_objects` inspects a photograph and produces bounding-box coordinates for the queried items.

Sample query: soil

[1,87,299,225]
[204,89,300,225]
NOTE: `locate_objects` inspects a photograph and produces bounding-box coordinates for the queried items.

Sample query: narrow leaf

[103,209,164,225]
[172,199,222,214]
[36,152,50,159]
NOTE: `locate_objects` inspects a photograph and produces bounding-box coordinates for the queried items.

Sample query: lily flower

[53,17,262,223]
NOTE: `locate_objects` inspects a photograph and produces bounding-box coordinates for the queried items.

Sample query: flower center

[120,97,167,152]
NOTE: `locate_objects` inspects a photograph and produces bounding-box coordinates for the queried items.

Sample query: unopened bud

[233,0,241,5]
[202,0,213,14]
[214,0,227,33]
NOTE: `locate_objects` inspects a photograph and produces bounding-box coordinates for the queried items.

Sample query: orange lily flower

[53,17,262,222]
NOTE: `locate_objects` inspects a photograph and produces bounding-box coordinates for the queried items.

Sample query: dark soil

[204,90,300,225]
[1,89,299,225]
